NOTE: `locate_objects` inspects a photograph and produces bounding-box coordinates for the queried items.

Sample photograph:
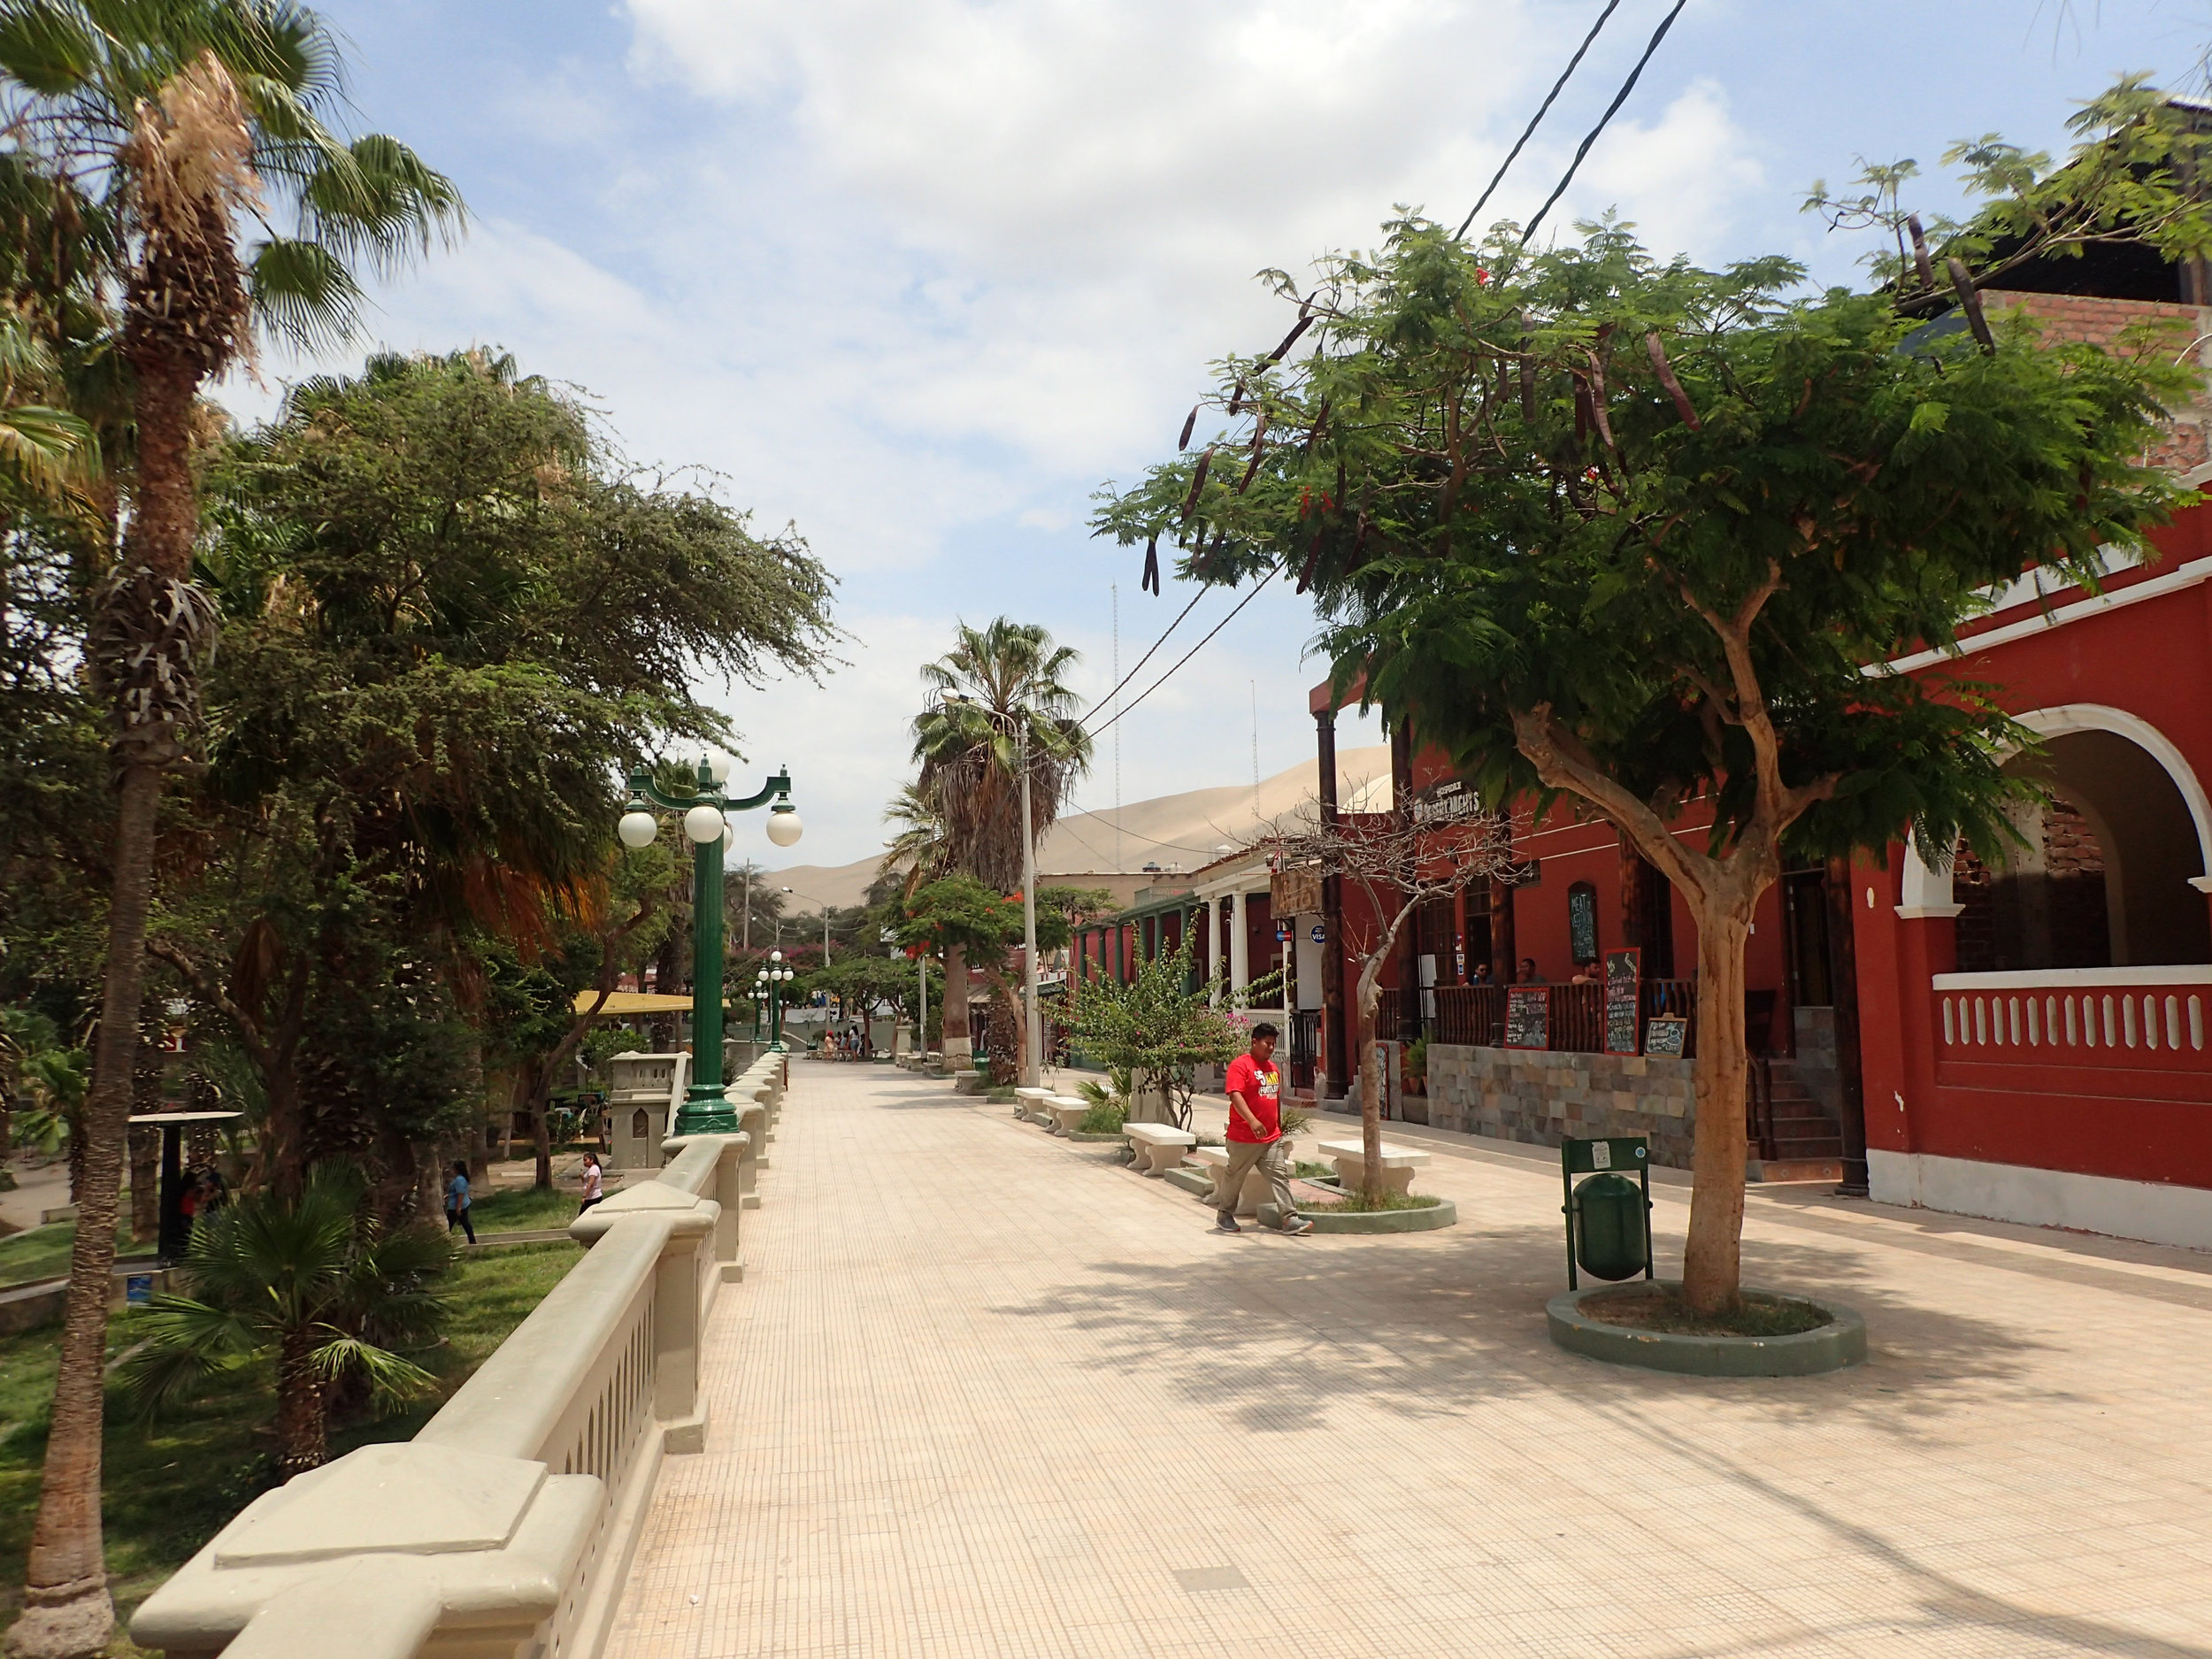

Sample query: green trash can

[1572,1172,1649,1282]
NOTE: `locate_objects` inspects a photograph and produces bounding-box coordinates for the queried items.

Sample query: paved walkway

[608,1063,2212,1659]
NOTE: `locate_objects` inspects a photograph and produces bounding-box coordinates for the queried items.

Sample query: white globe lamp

[682,803,725,844]
[618,810,658,849]
[766,803,803,848]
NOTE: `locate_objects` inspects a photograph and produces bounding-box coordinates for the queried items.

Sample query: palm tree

[118,1166,454,1480]
[908,620,1092,1072]
[1,9,461,1652]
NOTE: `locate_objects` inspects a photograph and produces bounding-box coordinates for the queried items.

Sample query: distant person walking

[1216,1023,1313,1236]
[578,1152,604,1216]
[444,1162,476,1244]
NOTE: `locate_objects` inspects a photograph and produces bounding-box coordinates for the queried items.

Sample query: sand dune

[766,744,1391,912]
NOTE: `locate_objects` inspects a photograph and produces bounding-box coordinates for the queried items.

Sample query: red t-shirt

[1224,1053,1281,1143]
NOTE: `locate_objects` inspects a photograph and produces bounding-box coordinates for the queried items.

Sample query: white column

[1229,893,1250,995]
[1210,895,1227,1003]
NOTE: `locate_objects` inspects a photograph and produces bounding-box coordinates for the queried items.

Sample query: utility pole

[1019,719,1041,1088]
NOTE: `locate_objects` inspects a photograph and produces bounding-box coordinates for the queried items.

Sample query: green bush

[1079,1101,1126,1135]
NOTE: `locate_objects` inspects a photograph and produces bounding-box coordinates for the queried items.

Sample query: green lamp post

[756,956,795,1048]
[618,758,801,1134]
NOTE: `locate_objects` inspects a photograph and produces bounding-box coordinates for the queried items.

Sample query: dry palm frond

[124,51,264,379]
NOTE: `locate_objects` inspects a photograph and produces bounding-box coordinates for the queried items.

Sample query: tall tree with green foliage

[2,7,464,1645]
[1095,91,2200,1311]
[908,620,1092,1069]
[155,349,832,1201]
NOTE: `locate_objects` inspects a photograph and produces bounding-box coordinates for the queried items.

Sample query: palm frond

[308,1333,437,1408]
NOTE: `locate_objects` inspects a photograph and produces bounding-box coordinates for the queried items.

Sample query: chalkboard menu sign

[1643,1015,1688,1057]
[1505,986,1549,1050]
[1603,948,1641,1055]
[1567,884,1599,965]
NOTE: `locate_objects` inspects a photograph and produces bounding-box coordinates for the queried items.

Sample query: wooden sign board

[1603,947,1641,1056]
[1643,1015,1688,1057]
[1271,864,1323,918]
[1505,987,1549,1050]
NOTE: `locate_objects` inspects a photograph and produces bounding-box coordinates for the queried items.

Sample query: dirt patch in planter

[1579,1284,1831,1339]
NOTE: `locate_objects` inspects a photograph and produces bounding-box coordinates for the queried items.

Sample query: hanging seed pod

[1644,332,1701,430]
[1263,313,1313,365]
[1573,378,1592,443]
[1908,216,1937,294]
[1201,528,1229,575]
[1946,258,1993,350]
[1303,398,1331,455]
[1585,352,1616,449]
[1519,355,1537,422]
[1179,447,1214,521]
[1238,449,1264,494]
[1335,455,1346,511]
[1296,524,1325,594]
[1179,405,1198,450]
[1141,535,1161,595]
[1227,380,1246,417]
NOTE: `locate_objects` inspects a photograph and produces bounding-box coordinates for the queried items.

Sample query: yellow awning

[571,991,704,1016]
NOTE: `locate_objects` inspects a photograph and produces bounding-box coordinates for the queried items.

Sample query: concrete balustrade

[131,1129,760,1659]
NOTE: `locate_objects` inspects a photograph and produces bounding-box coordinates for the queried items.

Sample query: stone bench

[1123,1123,1196,1176]
[1014,1086,1056,1123]
[1184,1145,1271,1217]
[1315,1138,1431,1195]
[1047,1095,1092,1136]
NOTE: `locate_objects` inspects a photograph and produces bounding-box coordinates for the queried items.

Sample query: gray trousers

[1218,1139,1297,1224]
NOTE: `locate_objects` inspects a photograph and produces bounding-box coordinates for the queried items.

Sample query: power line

[1083,580,1208,733]
[1455,0,1623,241]
[1520,0,1691,245]
[1105,2,1689,735]
[1086,563,1284,742]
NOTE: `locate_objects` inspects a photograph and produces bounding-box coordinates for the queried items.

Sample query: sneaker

[1214,1211,1241,1233]
[1279,1216,1315,1236]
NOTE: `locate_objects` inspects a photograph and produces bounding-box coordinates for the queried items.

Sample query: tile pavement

[605,1061,2212,1659]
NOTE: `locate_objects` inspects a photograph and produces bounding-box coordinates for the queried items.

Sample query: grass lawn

[0,1217,146,1291]
[466,1184,585,1234]
[0,1239,580,1640]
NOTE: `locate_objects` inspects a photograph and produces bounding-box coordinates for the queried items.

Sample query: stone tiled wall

[1425,1043,1699,1169]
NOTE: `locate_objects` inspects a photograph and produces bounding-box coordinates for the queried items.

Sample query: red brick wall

[1985,289,2211,474]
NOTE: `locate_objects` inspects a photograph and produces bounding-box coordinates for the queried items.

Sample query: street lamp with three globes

[617,758,801,1134]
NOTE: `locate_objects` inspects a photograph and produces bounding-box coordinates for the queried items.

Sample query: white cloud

[226,0,1769,869]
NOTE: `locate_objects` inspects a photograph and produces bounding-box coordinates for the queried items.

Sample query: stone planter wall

[1425,1043,1698,1169]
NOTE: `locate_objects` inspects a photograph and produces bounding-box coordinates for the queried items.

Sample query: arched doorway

[1940,708,2212,970]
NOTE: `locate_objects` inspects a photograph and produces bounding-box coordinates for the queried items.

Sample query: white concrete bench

[1184,1144,1276,1216]
[1014,1086,1056,1123]
[1123,1123,1196,1176]
[1047,1095,1091,1136]
[1316,1138,1431,1194]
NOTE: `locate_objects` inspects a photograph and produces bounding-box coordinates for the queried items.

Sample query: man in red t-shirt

[1216,1023,1313,1235]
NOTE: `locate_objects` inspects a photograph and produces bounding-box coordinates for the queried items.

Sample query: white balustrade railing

[1932,967,2210,1064]
[131,1056,787,1659]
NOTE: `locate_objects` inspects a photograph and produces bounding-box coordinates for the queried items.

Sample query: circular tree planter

[1286,1197,1457,1234]
[1547,1280,1865,1376]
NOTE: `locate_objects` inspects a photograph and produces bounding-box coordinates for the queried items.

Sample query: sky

[228,0,2212,869]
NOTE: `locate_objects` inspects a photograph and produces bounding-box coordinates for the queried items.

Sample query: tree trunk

[9,761,164,1659]
[273,1327,328,1481]
[1681,901,1753,1313]
[127,1125,159,1240]
[1355,964,1386,1202]
[941,944,971,1062]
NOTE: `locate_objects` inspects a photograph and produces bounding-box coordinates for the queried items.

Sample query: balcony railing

[1932,967,2209,1093]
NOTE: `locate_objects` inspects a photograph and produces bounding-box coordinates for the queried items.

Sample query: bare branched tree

[1258,802,1513,1201]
